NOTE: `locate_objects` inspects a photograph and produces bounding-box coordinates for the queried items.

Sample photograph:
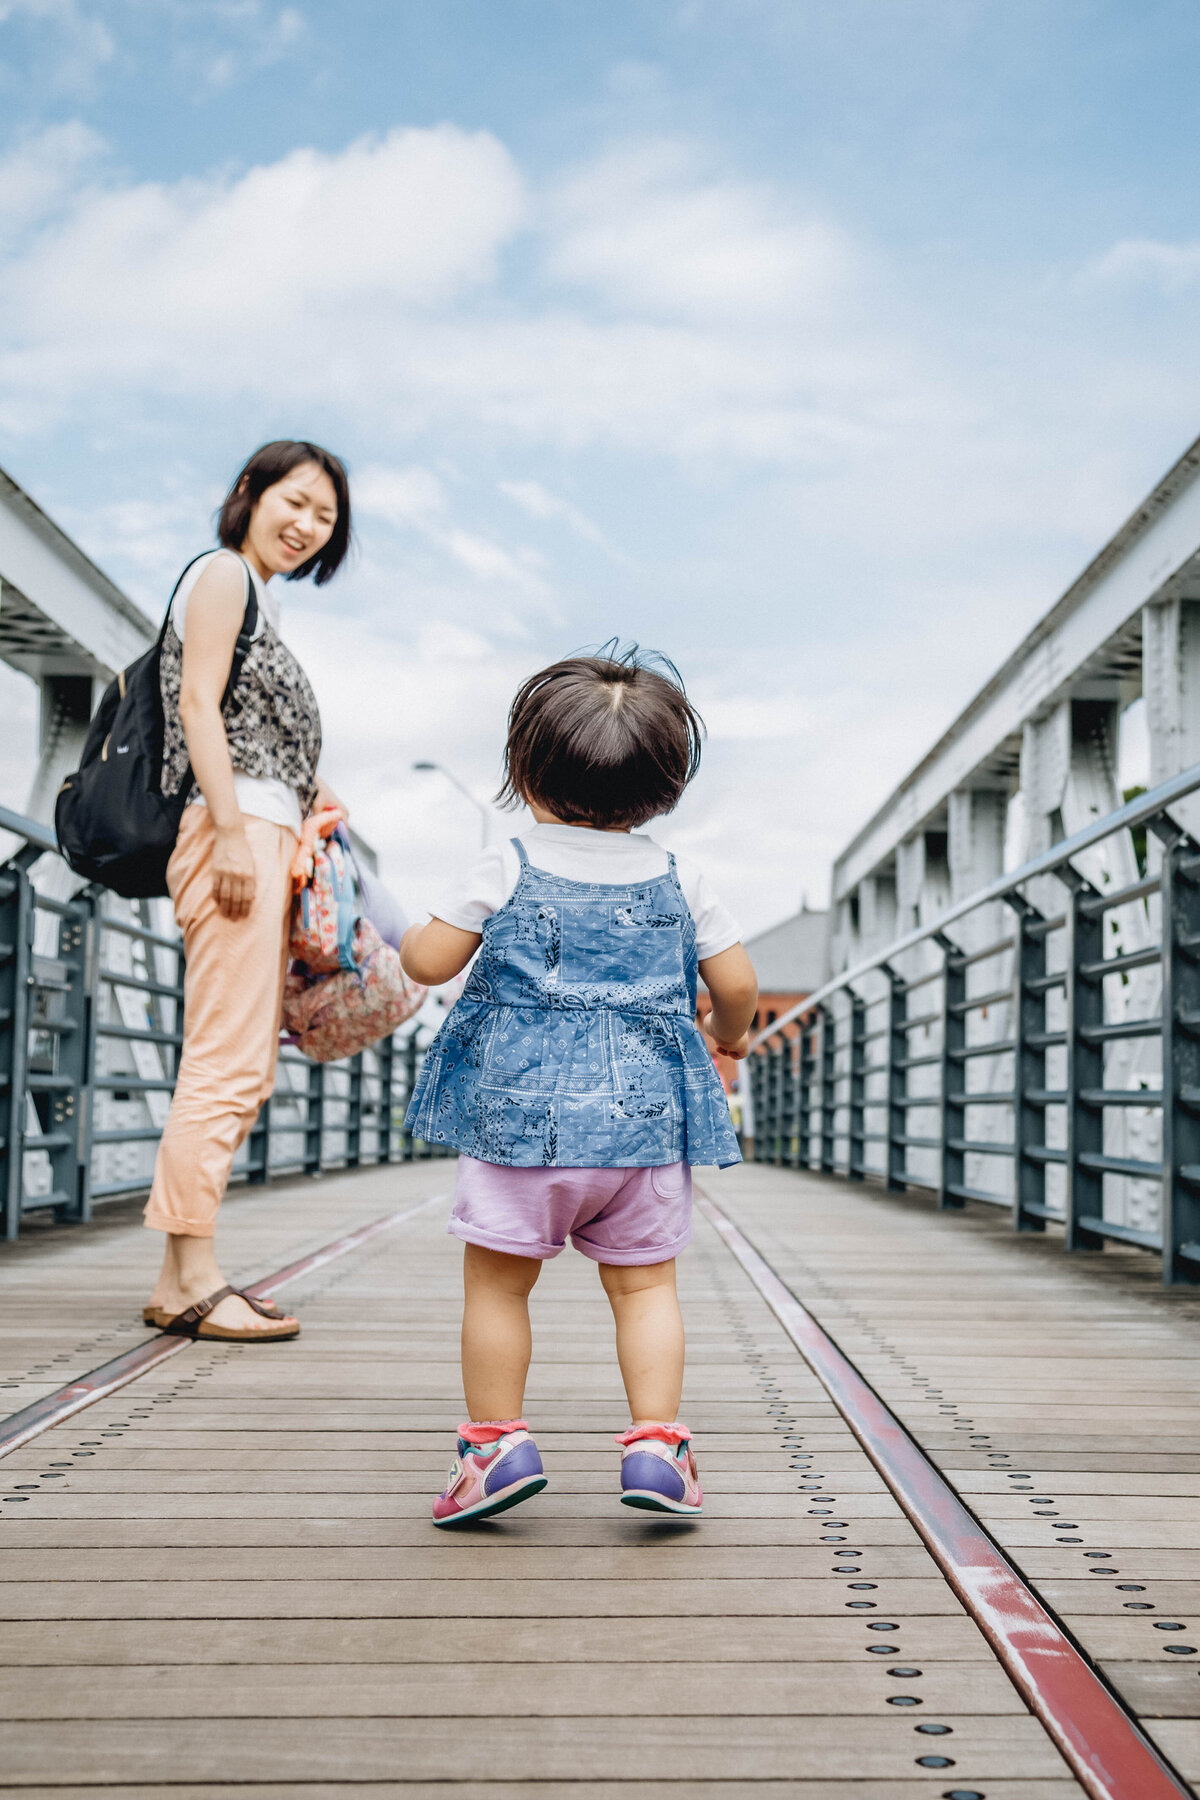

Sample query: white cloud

[278,508,983,935]
[0,122,925,466]
[354,464,450,530]
[275,597,828,934]
[0,115,1114,942]
[0,0,114,95]
[442,527,543,588]
[548,139,854,324]
[0,124,526,418]
[354,463,552,603]
[274,5,304,43]
[498,479,608,547]
[54,489,212,593]
[367,313,900,460]
[0,121,105,245]
[1082,236,1200,293]
[182,1,308,90]
[278,609,530,916]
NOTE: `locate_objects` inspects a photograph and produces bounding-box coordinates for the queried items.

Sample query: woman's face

[243,461,339,578]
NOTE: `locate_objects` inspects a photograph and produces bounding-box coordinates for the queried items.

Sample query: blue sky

[1,0,1200,933]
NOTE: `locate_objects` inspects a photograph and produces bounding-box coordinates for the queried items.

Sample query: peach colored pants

[144,807,297,1238]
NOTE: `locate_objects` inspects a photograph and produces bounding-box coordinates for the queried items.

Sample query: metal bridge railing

[746,760,1200,1286]
[0,802,445,1243]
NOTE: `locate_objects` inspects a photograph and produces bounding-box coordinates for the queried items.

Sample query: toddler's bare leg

[461,1243,542,1420]
[599,1258,684,1425]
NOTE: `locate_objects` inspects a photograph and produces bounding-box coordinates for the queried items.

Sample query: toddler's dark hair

[498,645,704,830]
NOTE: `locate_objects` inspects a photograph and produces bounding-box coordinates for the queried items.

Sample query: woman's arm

[698,943,759,1059]
[400,918,482,986]
[178,558,256,921]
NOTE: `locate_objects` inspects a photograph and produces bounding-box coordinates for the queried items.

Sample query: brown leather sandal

[143,1290,287,1329]
[159,1285,300,1342]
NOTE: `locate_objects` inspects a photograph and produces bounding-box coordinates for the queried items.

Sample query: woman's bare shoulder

[187,550,247,610]
[179,553,248,656]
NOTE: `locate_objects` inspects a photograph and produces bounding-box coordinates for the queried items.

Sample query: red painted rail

[699,1193,1191,1800]
[0,1191,446,1461]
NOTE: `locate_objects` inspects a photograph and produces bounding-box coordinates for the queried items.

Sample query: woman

[142,440,350,1341]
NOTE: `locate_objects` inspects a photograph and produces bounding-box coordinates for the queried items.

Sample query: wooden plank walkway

[702,1163,1200,1795]
[0,1157,1196,1794]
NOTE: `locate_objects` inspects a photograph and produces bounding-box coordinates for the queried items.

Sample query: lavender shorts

[448,1157,693,1265]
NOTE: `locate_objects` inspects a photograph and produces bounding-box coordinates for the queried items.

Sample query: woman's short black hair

[498,644,705,830]
[217,440,351,585]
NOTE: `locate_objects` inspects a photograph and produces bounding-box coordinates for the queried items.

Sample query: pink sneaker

[431,1420,546,1528]
[616,1422,703,1515]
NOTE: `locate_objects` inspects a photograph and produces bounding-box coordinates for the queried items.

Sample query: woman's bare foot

[147,1235,298,1335]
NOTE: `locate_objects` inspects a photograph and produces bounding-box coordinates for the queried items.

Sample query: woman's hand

[312,775,348,821]
[212,823,257,920]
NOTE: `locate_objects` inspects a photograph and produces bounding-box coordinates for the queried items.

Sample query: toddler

[401,649,758,1527]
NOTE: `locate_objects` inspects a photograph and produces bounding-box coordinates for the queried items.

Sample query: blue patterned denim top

[405,839,741,1169]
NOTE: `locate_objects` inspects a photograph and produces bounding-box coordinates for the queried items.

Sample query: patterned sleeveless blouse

[405,840,742,1169]
[158,556,322,813]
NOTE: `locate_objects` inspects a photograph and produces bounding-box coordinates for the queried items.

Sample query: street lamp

[413,760,490,846]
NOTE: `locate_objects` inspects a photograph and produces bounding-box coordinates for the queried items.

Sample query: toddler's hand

[700,1012,752,1060]
[312,776,349,822]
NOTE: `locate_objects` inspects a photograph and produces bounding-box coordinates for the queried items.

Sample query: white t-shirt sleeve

[674,855,741,961]
[430,841,521,933]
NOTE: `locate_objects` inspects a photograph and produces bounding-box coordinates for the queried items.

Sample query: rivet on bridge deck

[7,448,1200,1790]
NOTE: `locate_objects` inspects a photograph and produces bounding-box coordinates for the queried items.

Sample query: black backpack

[55,554,258,898]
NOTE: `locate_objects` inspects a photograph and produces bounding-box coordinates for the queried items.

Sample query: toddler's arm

[698,944,758,1059]
[400,918,482,986]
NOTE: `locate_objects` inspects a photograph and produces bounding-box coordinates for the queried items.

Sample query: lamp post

[413,761,490,846]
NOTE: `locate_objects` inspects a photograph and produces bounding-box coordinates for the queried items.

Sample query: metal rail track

[0,1191,446,1460]
[699,1191,1192,1800]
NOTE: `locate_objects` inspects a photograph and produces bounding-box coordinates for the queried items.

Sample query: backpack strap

[162,551,258,707]
[222,557,258,711]
[158,550,211,646]
[167,552,260,806]
[511,837,529,865]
